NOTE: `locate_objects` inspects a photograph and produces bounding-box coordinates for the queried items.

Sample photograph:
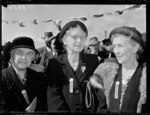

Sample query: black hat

[109,26,145,49]
[41,32,53,40]
[10,36,38,53]
[58,20,88,41]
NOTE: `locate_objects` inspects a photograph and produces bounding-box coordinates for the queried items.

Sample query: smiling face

[112,35,139,65]
[10,48,36,70]
[62,26,87,53]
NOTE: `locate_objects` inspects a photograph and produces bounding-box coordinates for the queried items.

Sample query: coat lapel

[6,65,30,105]
[60,54,75,80]
[76,60,88,83]
[7,65,24,92]
[59,53,89,83]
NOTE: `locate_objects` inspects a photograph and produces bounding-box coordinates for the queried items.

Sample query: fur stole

[90,60,146,113]
[137,64,146,113]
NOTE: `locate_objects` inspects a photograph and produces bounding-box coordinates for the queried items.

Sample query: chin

[18,65,29,69]
[74,49,82,53]
[117,59,123,64]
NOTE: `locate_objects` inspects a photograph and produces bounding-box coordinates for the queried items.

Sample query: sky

[2,5,146,48]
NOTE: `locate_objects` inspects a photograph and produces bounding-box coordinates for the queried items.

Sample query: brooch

[81,66,86,73]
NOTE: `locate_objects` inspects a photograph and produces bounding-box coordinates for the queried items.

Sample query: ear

[62,37,67,45]
[63,40,66,45]
[133,43,140,53]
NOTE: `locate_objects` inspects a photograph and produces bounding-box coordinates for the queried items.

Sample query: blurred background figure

[1,41,12,69]
[36,32,57,67]
[87,36,99,55]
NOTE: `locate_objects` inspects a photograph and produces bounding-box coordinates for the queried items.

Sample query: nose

[76,37,82,42]
[21,54,27,59]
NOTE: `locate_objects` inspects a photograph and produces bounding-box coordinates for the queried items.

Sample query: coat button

[74,88,80,95]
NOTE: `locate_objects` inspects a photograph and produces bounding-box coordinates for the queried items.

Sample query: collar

[60,53,86,67]
[11,64,27,85]
[12,64,19,75]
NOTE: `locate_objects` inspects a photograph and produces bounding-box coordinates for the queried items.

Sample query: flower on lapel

[81,66,86,73]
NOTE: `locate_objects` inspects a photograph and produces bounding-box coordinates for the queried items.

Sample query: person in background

[0,36,47,112]
[87,36,100,55]
[36,32,56,67]
[1,41,12,69]
[90,26,146,113]
[46,20,106,112]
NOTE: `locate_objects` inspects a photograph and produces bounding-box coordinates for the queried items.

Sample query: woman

[0,37,47,112]
[46,21,106,112]
[90,26,146,113]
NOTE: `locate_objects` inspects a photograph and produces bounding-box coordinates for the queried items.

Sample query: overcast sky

[2,5,146,48]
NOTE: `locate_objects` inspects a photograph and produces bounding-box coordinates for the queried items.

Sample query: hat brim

[10,45,38,54]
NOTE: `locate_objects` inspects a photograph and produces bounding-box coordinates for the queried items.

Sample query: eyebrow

[16,49,34,53]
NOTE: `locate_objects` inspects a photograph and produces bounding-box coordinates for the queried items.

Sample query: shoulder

[94,57,119,76]
[27,68,46,81]
[139,63,146,93]
[137,63,146,113]
[1,66,15,86]
[2,68,9,80]
[2,66,13,78]
[37,46,45,52]
[80,53,99,65]
[30,64,45,72]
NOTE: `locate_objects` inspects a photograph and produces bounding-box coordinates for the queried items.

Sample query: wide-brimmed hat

[41,32,54,40]
[88,36,99,46]
[109,26,145,49]
[10,36,38,53]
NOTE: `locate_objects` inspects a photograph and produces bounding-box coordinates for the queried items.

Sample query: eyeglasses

[88,43,99,47]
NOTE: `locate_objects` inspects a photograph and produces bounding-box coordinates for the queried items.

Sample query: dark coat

[109,64,145,113]
[0,65,47,112]
[46,53,105,112]
[36,46,53,67]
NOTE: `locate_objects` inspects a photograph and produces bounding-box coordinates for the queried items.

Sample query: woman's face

[112,35,138,64]
[10,48,36,70]
[63,26,87,53]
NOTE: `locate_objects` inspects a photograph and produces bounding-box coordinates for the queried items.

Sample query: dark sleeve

[35,72,48,111]
[46,59,70,112]
[96,89,107,113]
[0,71,9,112]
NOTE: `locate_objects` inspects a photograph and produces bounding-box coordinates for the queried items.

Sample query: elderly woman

[90,26,146,113]
[46,21,106,112]
[0,37,47,112]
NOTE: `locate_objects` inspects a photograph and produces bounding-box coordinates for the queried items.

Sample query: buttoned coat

[46,53,106,112]
[0,65,47,112]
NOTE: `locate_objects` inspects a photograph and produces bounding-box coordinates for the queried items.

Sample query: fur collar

[90,60,146,113]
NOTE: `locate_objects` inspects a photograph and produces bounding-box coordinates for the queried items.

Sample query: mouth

[19,62,27,64]
[116,55,122,59]
[75,45,82,47]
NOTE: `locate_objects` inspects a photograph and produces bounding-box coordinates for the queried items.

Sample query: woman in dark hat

[46,21,106,112]
[90,26,146,113]
[0,36,47,112]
